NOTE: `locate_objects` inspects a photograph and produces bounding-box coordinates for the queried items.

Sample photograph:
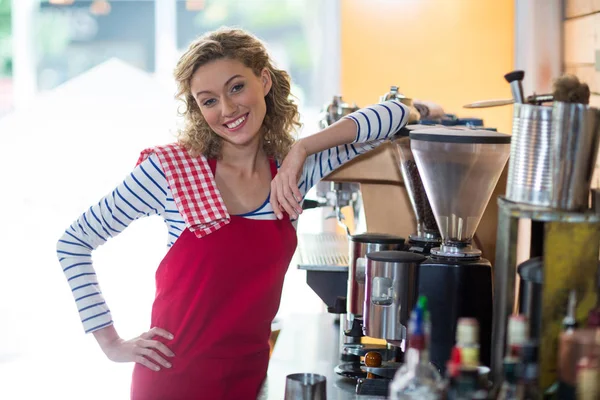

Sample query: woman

[56,27,409,399]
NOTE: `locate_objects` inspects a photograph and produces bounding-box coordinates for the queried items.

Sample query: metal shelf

[491,196,600,391]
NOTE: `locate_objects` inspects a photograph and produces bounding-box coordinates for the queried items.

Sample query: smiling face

[190,58,272,150]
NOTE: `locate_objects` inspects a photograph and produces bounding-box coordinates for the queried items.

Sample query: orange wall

[340,0,515,135]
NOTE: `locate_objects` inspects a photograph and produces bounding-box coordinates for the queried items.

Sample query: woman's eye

[202,98,216,107]
[231,83,244,93]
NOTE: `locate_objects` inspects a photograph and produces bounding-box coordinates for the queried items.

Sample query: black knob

[327,296,347,314]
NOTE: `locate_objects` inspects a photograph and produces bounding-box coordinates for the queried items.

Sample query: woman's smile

[223,112,249,131]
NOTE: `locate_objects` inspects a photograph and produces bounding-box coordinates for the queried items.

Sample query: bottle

[445,318,481,400]
[515,341,540,400]
[558,294,586,400]
[456,318,480,369]
[506,315,528,359]
[389,305,441,399]
[587,307,600,328]
[452,367,480,400]
[418,295,432,358]
[443,346,462,399]
[495,315,528,400]
[575,356,599,400]
[470,389,489,399]
[562,290,578,332]
[495,359,518,400]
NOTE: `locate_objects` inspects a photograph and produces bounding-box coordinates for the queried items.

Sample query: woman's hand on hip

[271,141,307,220]
[99,326,175,372]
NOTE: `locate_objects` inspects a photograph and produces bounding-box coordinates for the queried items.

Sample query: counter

[258,313,387,400]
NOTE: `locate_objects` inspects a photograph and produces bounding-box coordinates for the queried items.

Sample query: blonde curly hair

[174,27,301,161]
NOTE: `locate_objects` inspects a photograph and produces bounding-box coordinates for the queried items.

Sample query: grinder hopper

[393,130,441,243]
[409,128,511,257]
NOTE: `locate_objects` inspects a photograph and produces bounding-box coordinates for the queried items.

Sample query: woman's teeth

[226,115,246,129]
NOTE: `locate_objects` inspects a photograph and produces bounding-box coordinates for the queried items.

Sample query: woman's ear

[261,68,272,96]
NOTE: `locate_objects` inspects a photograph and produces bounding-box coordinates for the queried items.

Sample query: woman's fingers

[289,175,303,209]
[135,355,160,372]
[270,180,283,219]
[282,185,301,217]
[140,339,175,357]
[139,347,172,369]
[135,327,175,370]
[271,173,303,220]
[141,327,174,341]
[277,179,297,219]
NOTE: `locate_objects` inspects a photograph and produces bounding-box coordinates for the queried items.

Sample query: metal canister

[506,104,553,206]
[551,102,600,211]
[363,251,425,341]
[347,234,405,318]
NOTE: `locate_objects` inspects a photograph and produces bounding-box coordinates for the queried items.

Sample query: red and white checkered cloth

[136,143,230,238]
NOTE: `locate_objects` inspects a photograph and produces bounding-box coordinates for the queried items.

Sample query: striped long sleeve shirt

[56,100,409,333]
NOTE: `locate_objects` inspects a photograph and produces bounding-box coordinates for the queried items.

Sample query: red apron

[131,159,297,400]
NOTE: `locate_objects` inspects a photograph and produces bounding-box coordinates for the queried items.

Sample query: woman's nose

[221,96,238,117]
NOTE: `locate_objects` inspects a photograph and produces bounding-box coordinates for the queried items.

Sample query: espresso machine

[315,95,362,235]
[357,250,426,395]
[297,94,417,390]
[313,96,410,375]
[410,127,511,371]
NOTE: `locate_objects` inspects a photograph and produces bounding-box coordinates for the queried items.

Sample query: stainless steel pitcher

[284,373,326,400]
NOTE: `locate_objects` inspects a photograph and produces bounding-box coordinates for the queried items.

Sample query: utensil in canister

[463,99,515,109]
[463,94,554,109]
[504,70,526,104]
[284,373,327,400]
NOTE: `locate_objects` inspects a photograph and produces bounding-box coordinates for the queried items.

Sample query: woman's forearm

[297,118,357,157]
[93,324,121,351]
[297,100,409,158]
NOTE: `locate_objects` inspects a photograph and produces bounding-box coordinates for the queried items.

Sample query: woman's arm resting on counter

[270,100,410,219]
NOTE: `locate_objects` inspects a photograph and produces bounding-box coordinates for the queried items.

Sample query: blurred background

[0,1,340,398]
[0,0,567,398]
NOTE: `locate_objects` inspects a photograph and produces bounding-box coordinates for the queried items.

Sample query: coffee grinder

[392,130,442,254]
[356,250,426,396]
[335,233,406,380]
[409,127,511,371]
